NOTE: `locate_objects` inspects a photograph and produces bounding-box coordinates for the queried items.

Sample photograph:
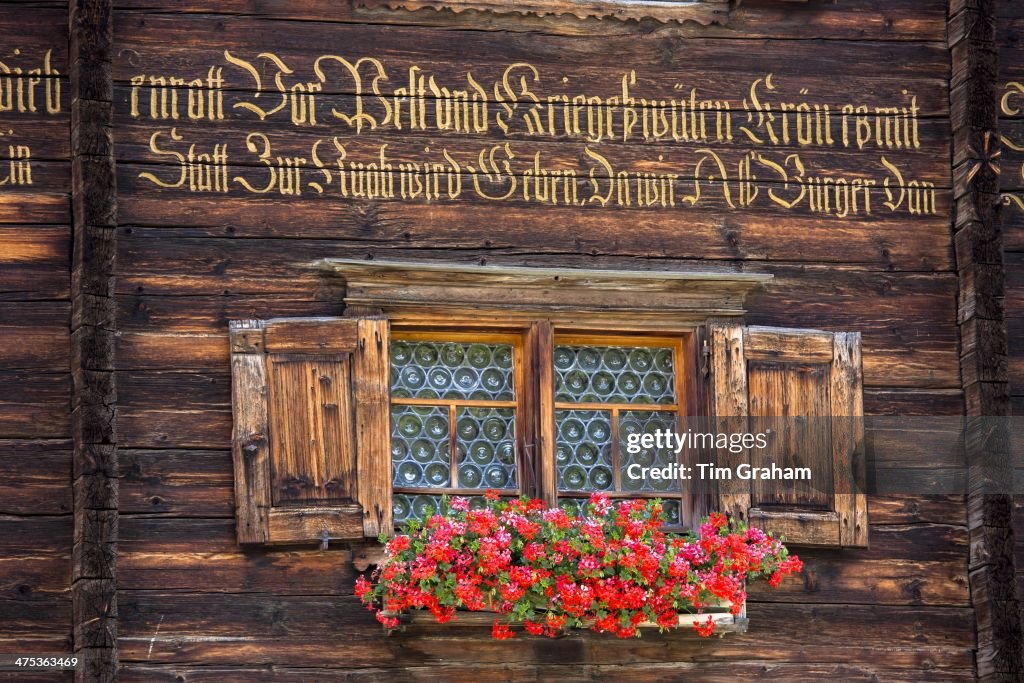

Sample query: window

[389,332,526,523]
[228,260,867,550]
[553,336,688,526]
[385,329,693,527]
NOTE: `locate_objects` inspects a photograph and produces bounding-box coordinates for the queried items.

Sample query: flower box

[383,600,748,636]
[358,492,798,640]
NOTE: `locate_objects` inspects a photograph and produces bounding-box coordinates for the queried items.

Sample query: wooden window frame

[549,333,695,522]
[390,329,531,499]
[388,321,707,528]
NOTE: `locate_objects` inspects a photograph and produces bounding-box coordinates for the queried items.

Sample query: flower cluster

[356,491,802,639]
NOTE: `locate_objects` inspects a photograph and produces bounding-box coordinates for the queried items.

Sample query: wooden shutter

[229,317,392,545]
[710,324,868,548]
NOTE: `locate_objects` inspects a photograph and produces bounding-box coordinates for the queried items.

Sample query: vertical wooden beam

[69,1,117,681]
[948,1,1023,679]
[530,321,557,506]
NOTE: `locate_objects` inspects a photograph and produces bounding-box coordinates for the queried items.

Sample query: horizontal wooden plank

[0,9,68,71]
[113,0,949,42]
[0,303,69,370]
[863,388,963,416]
[0,596,71,637]
[749,557,967,607]
[262,317,357,353]
[0,515,72,551]
[0,551,70,601]
[0,372,69,438]
[0,440,71,514]
[114,14,951,114]
[869,495,965,526]
[115,204,955,272]
[352,0,732,25]
[119,662,973,683]
[119,608,971,669]
[0,516,71,600]
[119,405,229,449]
[118,295,344,332]
[867,419,966,468]
[119,449,233,515]
[119,517,356,593]
[117,164,951,231]
[0,110,71,162]
[0,226,70,301]
[0,160,70,196]
[0,191,70,225]
[743,326,834,362]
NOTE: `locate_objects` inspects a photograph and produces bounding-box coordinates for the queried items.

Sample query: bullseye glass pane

[391,405,450,488]
[392,493,445,525]
[390,340,515,401]
[455,407,517,489]
[620,410,680,493]
[555,409,613,492]
[555,344,675,405]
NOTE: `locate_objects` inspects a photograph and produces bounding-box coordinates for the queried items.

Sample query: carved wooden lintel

[320,258,771,329]
[354,0,730,25]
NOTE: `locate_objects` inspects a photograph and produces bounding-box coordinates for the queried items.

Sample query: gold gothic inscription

[0,49,64,191]
[1001,82,1024,212]
[130,51,938,217]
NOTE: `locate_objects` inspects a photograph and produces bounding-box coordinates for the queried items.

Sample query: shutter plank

[264,318,359,354]
[267,506,364,544]
[744,327,834,362]
[831,332,868,547]
[267,356,355,505]
[531,321,558,507]
[748,362,833,510]
[747,509,841,546]
[229,321,270,545]
[354,318,392,537]
[710,324,751,525]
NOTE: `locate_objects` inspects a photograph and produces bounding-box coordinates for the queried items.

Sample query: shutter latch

[320,528,329,551]
[700,339,711,379]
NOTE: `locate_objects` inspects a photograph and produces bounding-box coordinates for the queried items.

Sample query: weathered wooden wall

[998,0,1024,663]
[104,1,977,681]
[0,2,73,679]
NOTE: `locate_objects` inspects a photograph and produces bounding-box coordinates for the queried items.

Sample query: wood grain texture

[354,0,729,25]
[712,324,867,548]
[228,321,271,544]
[230,317,389,544]
[0,0,84,672]
[0,0,951,680]
[966,0,1024,679]
[267,355,354,505]
[353,318,392,536]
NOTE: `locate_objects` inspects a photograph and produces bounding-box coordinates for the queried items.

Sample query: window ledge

[384,605,748,635]
[320,258,772,328]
